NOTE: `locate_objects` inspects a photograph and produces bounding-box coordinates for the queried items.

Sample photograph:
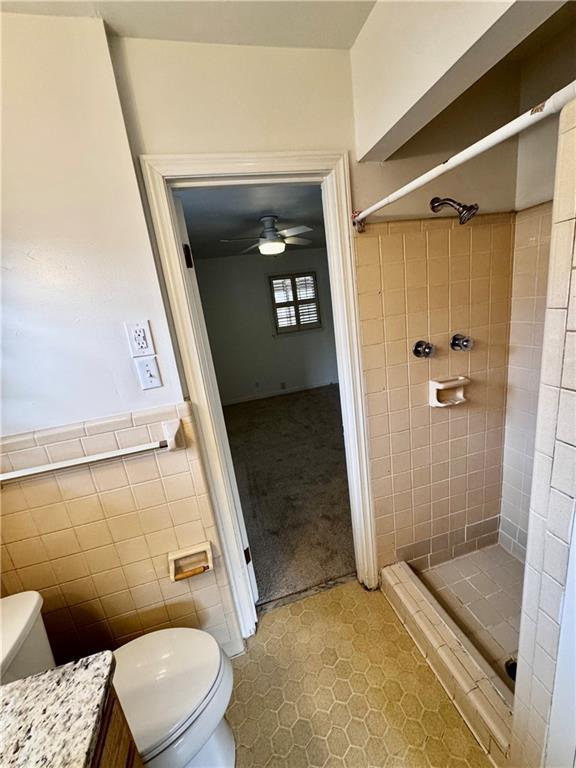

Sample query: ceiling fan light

[259,240,286,255]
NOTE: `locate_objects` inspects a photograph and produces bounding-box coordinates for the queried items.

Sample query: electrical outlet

[134,356,163,390]
[125,321,155,358]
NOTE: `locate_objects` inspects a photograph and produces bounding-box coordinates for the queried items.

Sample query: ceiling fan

[220,215,313,255]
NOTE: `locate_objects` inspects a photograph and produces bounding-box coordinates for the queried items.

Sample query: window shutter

[269,273,321,333]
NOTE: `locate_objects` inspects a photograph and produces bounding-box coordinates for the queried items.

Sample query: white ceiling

[1,1,376,49]
[175,182,326,259]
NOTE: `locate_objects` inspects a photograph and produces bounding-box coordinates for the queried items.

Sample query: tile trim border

[381,561,513,767]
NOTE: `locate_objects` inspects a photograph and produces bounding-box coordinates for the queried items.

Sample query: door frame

[140,151,378,638]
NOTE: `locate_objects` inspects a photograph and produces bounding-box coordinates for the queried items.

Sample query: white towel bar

[0,420,181,485]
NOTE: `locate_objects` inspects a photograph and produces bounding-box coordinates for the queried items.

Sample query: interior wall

[350,0,516,159]
[355,64,520,220]
[194,249,338,405]
[500,202,552,563]
[512,99,576,768]
[354,212,514,569]
[0,403,243,662]
[109,36,355,161]
[1,13,183,436]
[0,14,243,664]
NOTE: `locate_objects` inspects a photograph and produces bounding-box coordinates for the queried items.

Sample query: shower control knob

[450,333,474,351]
[412,340,435,359]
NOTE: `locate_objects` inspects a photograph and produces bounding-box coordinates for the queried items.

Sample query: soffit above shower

[175,183,326,260]
[351,0,566,161]
[0,1,376,49]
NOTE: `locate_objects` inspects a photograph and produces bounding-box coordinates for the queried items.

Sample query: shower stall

[359,204,546,686]
[353,85,575,766]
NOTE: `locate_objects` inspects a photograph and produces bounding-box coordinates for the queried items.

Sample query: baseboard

[221,382,338,406]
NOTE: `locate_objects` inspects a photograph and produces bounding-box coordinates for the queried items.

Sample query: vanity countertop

[0,650,115,768]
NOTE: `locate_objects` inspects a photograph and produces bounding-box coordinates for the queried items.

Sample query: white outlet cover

[134,355,163,390]
[125,320,155,358]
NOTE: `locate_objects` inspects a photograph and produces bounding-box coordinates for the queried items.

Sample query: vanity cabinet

[91,688,143,768]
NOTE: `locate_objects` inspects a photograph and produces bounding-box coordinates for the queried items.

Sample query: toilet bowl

[113,628,235,768]
[0,591,235,768]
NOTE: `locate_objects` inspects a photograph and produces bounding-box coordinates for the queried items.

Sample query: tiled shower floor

[419,545,524,690]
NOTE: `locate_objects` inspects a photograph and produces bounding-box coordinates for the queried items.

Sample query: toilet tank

[1,591,55,683]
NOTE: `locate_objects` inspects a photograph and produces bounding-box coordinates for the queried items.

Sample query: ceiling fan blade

[285,237,312,246]
[220,237,260,243]
[239,242,260,254]
[278,225,313,238]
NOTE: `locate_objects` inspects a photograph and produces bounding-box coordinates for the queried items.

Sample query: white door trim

[140,151,378,638]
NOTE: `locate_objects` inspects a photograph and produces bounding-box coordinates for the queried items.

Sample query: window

[269,273,321,333]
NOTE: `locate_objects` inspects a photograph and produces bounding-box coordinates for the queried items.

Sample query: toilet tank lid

[0,591,44,674]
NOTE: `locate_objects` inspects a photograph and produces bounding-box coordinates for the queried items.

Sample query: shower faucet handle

[412,340,435,359]
[450,333,474,351]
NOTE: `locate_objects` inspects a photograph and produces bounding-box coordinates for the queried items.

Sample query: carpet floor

[223,385,355,605]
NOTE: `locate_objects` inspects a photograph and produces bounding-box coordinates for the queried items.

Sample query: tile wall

[355,213,515,570]
[511,100,576,768]
[500,202,552,562]
[0,403,243,662]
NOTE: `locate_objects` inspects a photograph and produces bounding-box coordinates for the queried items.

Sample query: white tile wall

[511,100,576,768]
[500,203,552,562]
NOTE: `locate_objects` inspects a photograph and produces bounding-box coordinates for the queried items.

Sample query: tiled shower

[355,202,552,693]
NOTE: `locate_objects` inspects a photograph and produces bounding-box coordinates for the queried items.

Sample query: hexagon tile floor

[227,581,490,767]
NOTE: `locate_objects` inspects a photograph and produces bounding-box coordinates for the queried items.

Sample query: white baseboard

[221,381,338,407]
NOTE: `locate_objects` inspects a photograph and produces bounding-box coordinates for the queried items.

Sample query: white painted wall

[355,63,520,219]
[108,33,519,221]
[350,0,561,161]
[108,36,384,217]
[110,37,353,156]
[194,249,338,405]
[1,13,182,436]
[350,0,511,159]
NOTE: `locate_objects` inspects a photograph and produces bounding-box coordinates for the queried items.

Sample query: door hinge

[244,547,252,565]
[183,243,193,269]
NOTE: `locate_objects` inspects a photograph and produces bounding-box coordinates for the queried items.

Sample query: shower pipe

[352,79,576,229]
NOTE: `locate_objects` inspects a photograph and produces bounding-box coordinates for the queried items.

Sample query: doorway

[140,151,377,638]
[175,183,355,606]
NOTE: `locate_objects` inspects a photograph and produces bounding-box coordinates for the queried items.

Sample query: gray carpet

[223,385,355,605]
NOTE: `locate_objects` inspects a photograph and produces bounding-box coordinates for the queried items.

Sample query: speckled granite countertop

[0,651,115,768]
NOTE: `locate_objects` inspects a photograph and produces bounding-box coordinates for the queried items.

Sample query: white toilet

[0,591,56,684]
[0,592,236,768]
[113,628,235,768]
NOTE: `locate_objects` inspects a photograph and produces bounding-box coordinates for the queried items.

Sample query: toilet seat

[113,628,225,762]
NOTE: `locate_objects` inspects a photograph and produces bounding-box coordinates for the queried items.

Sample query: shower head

[430,197,479,225]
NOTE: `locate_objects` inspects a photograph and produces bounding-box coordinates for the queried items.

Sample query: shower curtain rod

[352,79,576,229]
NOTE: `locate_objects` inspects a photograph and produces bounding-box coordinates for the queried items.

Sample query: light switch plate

[125,321,155,357]
[134,356,163,390]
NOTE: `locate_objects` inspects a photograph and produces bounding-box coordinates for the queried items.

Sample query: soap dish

[429,376,470,407]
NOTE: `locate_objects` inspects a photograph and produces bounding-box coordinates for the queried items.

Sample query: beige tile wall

[355,213,515,570]
[500,202,552,562]
[0,403,243,662]
[511,100,576,768]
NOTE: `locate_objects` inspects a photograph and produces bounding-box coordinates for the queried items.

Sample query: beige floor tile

[228,581,489,767]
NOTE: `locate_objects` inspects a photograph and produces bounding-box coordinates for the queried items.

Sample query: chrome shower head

[430,197,479,225]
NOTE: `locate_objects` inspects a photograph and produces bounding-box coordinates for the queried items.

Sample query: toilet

[0,591,56,684]
[0,592,236,768]
[113,628,235,768]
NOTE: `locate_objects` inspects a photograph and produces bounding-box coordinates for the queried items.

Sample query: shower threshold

[381,558,515,766]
